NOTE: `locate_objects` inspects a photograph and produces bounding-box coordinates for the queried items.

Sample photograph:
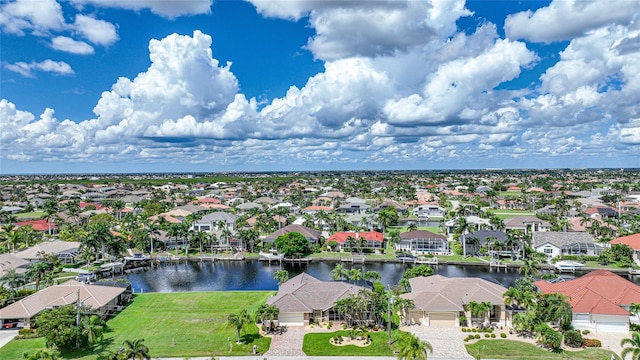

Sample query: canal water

[125,260,539,293]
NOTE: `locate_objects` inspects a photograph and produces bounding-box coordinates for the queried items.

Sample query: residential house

[397,230,448,254]
[461,230,508,257]
[0,280,131,328]
[532,232,600,258]
[15,219,57,234]
[536,270,640,333]
[610,233,640,264]
[585,206,620,219]
[503,216,551,234]
[401,275,508,327]
[326,231,384,251]
[191,212,237,233]
[14,240,80,264]
[266,273,367,326]
[263,224,322,246]
[412,204,446,218]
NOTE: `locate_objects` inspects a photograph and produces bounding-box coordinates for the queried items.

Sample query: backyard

[0,291,273,359]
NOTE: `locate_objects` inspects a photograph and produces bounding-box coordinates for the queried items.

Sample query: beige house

[0,280,130,328]
[401,275,508,328]
[266,273,367,326]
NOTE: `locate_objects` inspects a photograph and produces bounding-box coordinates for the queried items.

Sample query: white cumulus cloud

[3,59,75,78]
[70,0,212,19]
[73,14,118,46]
[50,36,94,54]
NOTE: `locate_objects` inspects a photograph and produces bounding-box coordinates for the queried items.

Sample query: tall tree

[227,309,252,343]
[43,199,59,236]
[622,332,640,360]
[273,269,289,285]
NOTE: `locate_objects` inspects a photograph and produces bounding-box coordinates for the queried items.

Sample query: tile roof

[610,233,640,251]
[532,232,595,248]
[327,231,384,243]
[401,275,507,311]
[15,219,57,232]
[535,270,640,315]
[267,273,366,312]
[400,230,446,240]
[0,280,127,320]
[264,224,321,243]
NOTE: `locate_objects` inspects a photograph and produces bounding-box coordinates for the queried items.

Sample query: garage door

[278,312,304,326]
[596,322,627,333]
[429,312,456,327]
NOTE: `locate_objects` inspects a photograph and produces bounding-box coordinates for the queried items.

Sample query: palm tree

[27,261,52,290]
[43,199,59,236]
[407,222,418,232]
[519,257,540,278]
[631,303,640,323]
[254,304,279,332]
[82,315,104,346]
[364,270,381,282]
[622,332,640,360]
[0,268,25,290]
[331,263,346,280]
[227,309,252,343]
[122,338,150,359]
[396,333,433,360]
[273,269,289,285]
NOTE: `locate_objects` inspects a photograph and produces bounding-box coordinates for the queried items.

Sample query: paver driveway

[263,326,307,357]
[403,326,473,360]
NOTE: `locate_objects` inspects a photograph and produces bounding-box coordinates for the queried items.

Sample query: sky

[1,0,639,175]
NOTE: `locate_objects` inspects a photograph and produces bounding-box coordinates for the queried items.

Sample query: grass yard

[466,340,620,360]
[302,329,397,356]
[0,291,274,360]
[436,254,484,263]
[14,211,45,220]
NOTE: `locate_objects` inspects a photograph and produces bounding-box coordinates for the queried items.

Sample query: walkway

[0,330,18,349]
[403,326,473,360]
[263,326,306,357]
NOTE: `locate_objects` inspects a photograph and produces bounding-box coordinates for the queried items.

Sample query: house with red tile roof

[535,270,640,333]
[610,233,640,264]
[15,219,57,233]
[326,231,384,251]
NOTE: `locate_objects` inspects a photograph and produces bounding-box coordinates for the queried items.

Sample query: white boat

[554,261,585,272]
[123,254,151,261]
[629,267,640,275]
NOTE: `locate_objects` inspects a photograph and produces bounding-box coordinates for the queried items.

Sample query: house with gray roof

[0,279,130,328]
[266,273,367,326]
[398,230,448,254]
[263,224,321,245]
[192,212,237,233]
[532,232,601,258]
[461,230,509,257]
[401,275,508,327]
[504,216,551,234]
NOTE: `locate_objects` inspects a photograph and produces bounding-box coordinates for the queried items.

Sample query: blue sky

[1,0,639,174]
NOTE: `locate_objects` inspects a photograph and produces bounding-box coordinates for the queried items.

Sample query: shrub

[583,338,601,347]
[462,328,467,332]
[327,321,333,329]
[475,334,480,339]
[563,330,583,348]
[581,329,590,335]
[18,328,34,336]
[500,333,507,338]
[491,333,496,338]
[484,334,490,338]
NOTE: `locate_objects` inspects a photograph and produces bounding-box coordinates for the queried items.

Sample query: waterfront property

[532,232,601,258]
[263,224,321,246]
[401,275,508,328]
[0,279,131,328]
[536,269,640,333]
[397,230,448,254]
[14,239,80,265]
[610,233,640,264]
[326,231,384,251]
[266,273,367,326]
[461,230,509,257]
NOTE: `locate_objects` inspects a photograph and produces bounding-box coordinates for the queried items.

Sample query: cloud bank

[1,0,639,171]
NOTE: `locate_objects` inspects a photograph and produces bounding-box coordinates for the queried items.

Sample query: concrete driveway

[0,329,19,349]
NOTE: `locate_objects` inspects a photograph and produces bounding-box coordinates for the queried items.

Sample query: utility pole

[76,288,81,349]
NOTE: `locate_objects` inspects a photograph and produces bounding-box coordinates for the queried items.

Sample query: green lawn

[0,291,274,359]
[387,225,442,234]
[14,211,45,220]
[466,340,620,360]
[303,329,397,356]
[436,254,484,263]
